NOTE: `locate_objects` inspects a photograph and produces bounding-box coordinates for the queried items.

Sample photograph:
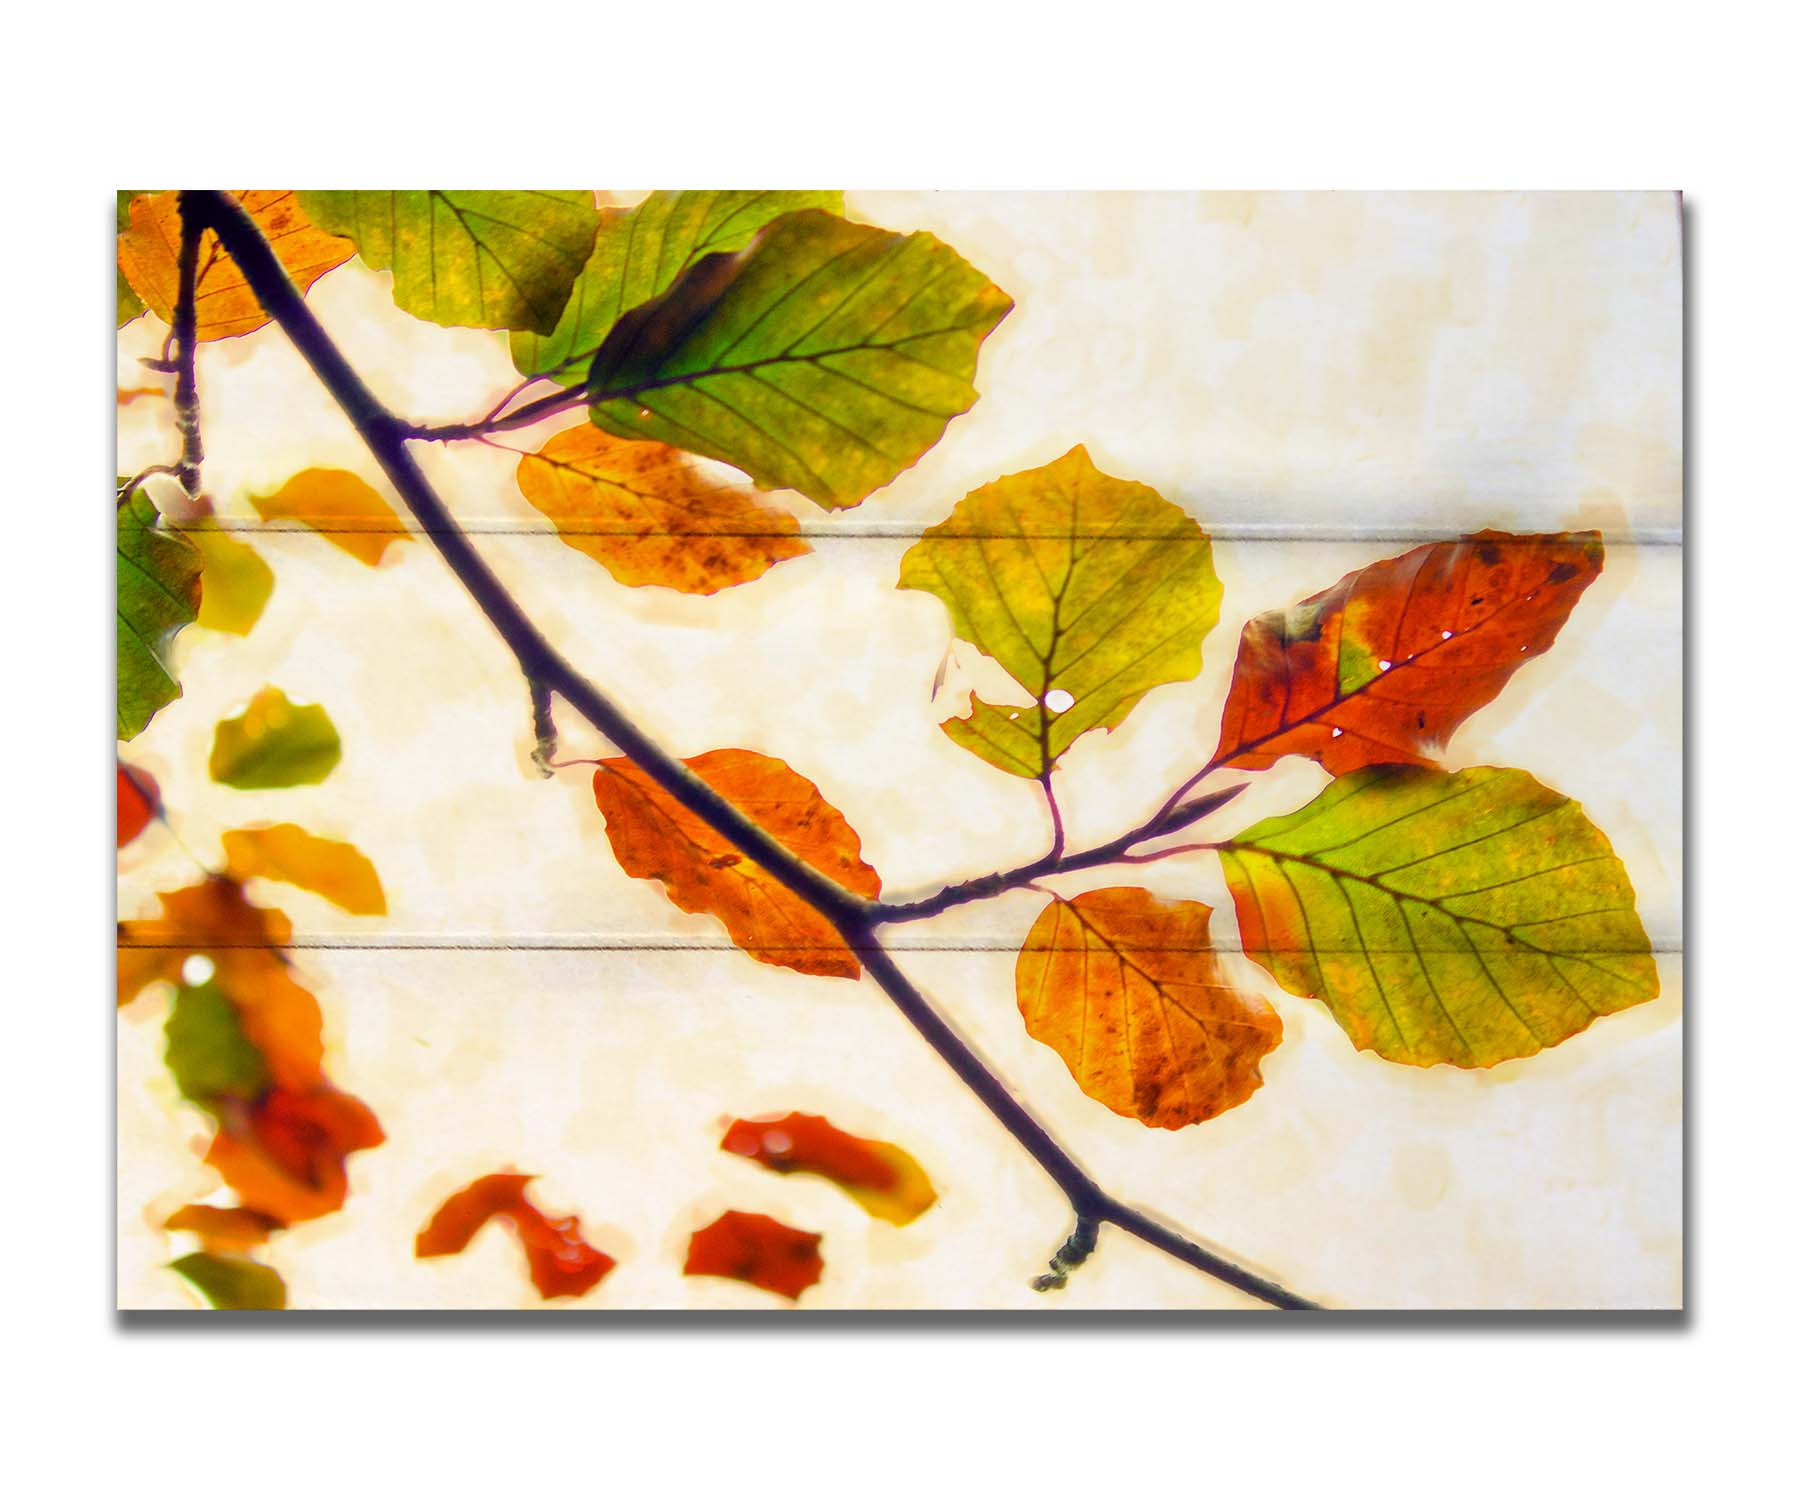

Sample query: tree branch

[875,779,1250,923]
[183,189,1321,1312]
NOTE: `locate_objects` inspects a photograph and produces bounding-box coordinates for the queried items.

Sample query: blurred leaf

[165,980,271,1106]
[587,209,1012,509]
[164,1204,280,1251]
[299,191,600,334]
[120,878,384,1225]
[417,1173,616,1300]
[169,1252,287,1310]
[117,762,160,848]
[248,468,409,566]
[117,191,353,340]
[898,446,1222,779]
[515,426,809,595]
[1015,888,1282,1128]
[1212,531,1605,775]
[222,824,386,915]
[511,190,844,384]
[209,688,341,789]
[590,749,881,980]
[117,487,202,740]
[721,1112,937,1226]
[186,520,274,634]
[1219,765,1660,1068]
[684,1210,823,1301]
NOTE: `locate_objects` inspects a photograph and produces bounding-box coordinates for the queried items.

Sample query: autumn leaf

[684,1210,823,1301]
[119,877,384,1222]
[117,192,147,326]
[511,190,844,385]
[186,519,274,634]
[166,980,272,1105]
[222,824,387,916]
[164,1204,281,1252]
[1219,764,1659,1068]
[298,191,600,334]
[721,1112,938,1226]
[1015,888,1282,1128]
[118,763,160,848]
[1212,531,1605,775]
[117,487,202,740]
[248,468,410,566]
[117,191,354,340]
[590,749,881,980]
[898,446,1223,779]
[209,688,342,789]
[416,1174,616,1300]
[169,1252,287,1310]
[586,209,1012,510]
[515,426,809,595]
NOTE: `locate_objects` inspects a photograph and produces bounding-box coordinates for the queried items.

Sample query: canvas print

[116,191,1682,1311]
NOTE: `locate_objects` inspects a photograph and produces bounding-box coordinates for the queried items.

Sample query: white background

[6,0,1790,1493]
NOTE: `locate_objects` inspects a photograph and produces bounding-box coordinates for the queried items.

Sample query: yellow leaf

[516,426,810,595]
[117,191,354,341]
[222,824,386,916]
[186,521,274,635]
[1015,888,1283,1129]
[248,469,410,565]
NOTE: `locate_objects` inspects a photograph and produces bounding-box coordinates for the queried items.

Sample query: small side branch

[170,194,206,501]
[1033,1215,1100,1291]
[528,678,558,777]
[877,780,1250,924]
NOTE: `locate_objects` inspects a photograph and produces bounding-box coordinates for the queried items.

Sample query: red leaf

[416,1173,616,1300]
[1212,530,1604,774]
[118,763,160,848]
[684,1209,824,1301]
[721,1112,938,1225]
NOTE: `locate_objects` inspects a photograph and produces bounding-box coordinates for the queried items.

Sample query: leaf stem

[184,189,1321,1312]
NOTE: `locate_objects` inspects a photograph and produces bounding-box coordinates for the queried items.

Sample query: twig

[185,190,1321,1312]
[876,780,1251,923]
[171,195,205,501]
[528,678,558,777]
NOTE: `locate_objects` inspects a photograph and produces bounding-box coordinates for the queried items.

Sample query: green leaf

[585,208,1012,510]
[897,445,1222,778]
[297,191,600,334]
[1219,765,1660,1069]
[165,981,270,1106]
[169,1252,287,1310]
[511,191,844,385]
[117,487,202,740]
[209,687,342,789]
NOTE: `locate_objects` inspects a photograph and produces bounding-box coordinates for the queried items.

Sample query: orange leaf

[163,1203,282,1252]
[1015,888,1283,1129]
[516,426,810,595]
[1212,530,1604,774]
[590,750,880,980]
[118,763,160,848]
[416,1173,616,1300]
[206,1086,385,1223]
[119,878,383,1224]
[117,880,320,1084]
[721,1112,937,1226]
[684,1210,823,1301]
[117,191,354,341]
[222,824,387,916]
[247,469,410,566]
